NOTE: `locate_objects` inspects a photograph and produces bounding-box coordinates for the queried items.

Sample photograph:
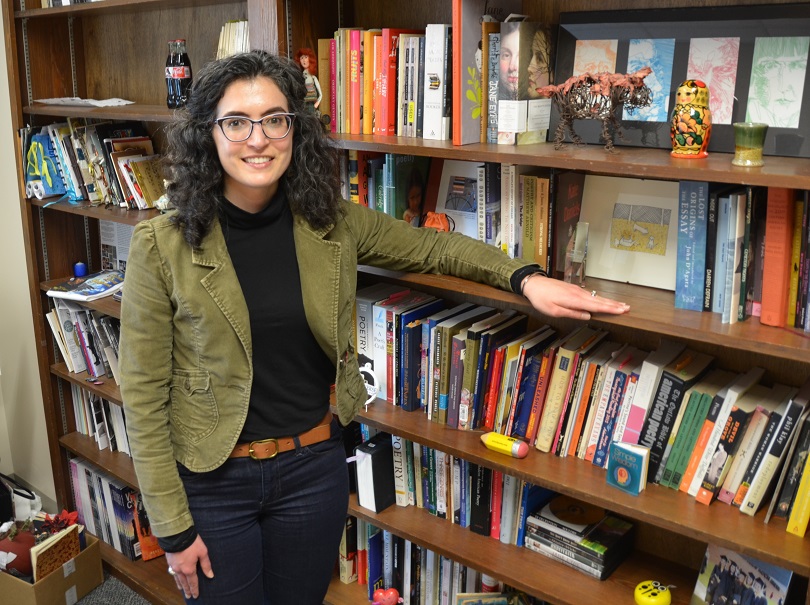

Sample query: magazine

[47,269,125,302]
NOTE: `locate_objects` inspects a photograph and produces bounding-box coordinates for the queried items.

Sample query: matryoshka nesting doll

[670,79,712,159]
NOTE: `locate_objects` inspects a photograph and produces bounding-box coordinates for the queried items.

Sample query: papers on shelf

[34,97,135,107]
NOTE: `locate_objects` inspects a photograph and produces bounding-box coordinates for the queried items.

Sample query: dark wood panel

[348,0,451,30]
[81,4,246,105]
[16,0,242,18]
[354,403,810,577]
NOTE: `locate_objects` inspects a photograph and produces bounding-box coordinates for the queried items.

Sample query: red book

[482,344,508,431]
[760,187,796,327]
[379,28,420,136]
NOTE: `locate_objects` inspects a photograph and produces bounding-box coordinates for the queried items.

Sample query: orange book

[759,187,796,327]
[362,29,382,135]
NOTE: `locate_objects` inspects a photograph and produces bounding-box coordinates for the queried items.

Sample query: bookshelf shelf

[60,431,136,487]
[23,103,177,123]
[29,197,158,226]
[52,362,123,404]
[348,494,695,605]
[359,267,810,379]
[14,0,242,19]
[354,404,810,578]
[332,135,810,190]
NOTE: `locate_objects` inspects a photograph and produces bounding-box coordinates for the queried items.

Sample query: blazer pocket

[169,370,219,443]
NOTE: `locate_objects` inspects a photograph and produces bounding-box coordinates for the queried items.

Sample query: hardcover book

[451,0,521,145]
[675,180,708,311]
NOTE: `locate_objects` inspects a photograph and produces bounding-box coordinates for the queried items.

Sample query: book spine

[731,410,781,506]
[760,188,795,327]
[703,187,720,311]
[675,181,706,311]
[592,371,628,468]
[639,371,686,482]
[712,193,732,314]
[329,39,338,132]
[392,434,408,506]
[486,32,500,144]
[415,36,426,138]
[786,451,810,536]
[737,186,756,321]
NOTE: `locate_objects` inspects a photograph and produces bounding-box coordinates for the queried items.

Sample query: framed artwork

[552,4,810,157]
[579,175,680,291]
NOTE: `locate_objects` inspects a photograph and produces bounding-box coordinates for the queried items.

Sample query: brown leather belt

[229,410,334,460]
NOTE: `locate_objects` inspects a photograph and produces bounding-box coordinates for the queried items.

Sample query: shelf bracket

[22,18,33,107]
[84,217,93,272]
[56,378,68,435]
[69,17,78,98]
[38,206,50,282]
[284,0,292,60]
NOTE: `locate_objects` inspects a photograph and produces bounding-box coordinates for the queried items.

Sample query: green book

[659,390,702,487]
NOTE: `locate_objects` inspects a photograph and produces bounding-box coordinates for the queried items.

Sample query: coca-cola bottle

[165,39,193,108]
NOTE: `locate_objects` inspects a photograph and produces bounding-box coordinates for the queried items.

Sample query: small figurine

[670,79,712,159]
[294,47,322,112]
[372,587,403,605]
[536,67,653,151]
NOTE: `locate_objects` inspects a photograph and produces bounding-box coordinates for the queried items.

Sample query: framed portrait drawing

[551,4,810,158]
[579,176,680,291]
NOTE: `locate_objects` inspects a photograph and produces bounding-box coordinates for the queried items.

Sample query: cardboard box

[1,533,103,605]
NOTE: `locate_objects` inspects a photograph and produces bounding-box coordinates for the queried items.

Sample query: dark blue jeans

[178,421,349,604]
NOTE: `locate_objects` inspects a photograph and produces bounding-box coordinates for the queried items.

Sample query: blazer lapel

[293,214,341,358]
[192,221,252,356]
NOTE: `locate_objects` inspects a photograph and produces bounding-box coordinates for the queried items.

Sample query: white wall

[0,6,56,502]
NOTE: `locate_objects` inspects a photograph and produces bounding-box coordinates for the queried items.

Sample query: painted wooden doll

[671,79,712,158]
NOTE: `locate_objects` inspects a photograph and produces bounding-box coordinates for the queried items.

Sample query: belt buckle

[249,438,278,460]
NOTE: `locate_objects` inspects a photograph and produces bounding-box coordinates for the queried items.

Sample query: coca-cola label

[167,66,191,79]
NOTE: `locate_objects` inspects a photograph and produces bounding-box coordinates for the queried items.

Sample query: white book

[723,192,745,324]
[616,339,686,445]
[422,24,451,140]
[98,471,123,553]
[392,434,409,506]
[740,379,808,515]
[53,298,88,373]
[499,473,519,544]
[687,366,766,496]
[46,309,74,372]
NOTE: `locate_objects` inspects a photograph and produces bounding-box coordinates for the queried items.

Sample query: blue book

[367,525,384,600]
[399,298,446,411]
[675,180,708,311]
[606,441,650,495]
[592,367,629,468]
[712,190,739,315]
[515,483,555,548]
[510,354,544,439]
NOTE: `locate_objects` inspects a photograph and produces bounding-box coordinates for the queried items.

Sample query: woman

[119,50,628,604]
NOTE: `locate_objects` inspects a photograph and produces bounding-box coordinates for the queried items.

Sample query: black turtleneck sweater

[218,192,334,441]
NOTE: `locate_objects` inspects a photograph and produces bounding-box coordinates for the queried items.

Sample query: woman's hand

[522,274,630,320]
[166,536,214,599]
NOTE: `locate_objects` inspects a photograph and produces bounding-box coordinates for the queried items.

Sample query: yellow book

[786,444,810,537]
[787,198,804,326]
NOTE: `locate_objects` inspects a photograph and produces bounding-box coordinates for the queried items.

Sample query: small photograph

[691,543,793,605]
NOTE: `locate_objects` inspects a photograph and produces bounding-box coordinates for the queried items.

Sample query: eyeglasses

[213,113,296,142]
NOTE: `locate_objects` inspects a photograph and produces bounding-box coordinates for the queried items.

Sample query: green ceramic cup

[731,122,768,167]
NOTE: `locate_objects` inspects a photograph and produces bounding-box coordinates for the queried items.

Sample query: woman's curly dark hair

[164,50,343,249]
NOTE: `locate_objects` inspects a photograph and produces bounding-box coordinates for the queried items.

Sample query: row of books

[675,182,810,332]
[21,118,165,209]
[354,283,810,534]
[68,456,163,562]
[70,382,131,456]
[352,429,635,582]
[342,515,540,604]
[320,2,550,147]
[344,151,583,276]
[216,19,250,60]
[46,298,122,381]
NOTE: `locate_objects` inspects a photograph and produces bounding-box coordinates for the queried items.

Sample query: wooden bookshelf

[6,0,810,603]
